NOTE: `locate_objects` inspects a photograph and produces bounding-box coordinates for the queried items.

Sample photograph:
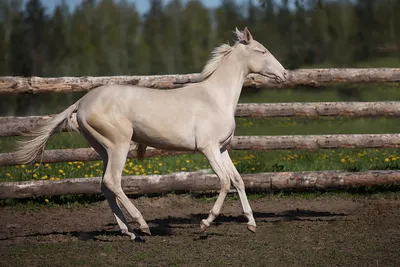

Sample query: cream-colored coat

[15,28,287,241]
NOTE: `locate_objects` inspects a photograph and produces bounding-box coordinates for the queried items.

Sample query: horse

[14,27,287,241]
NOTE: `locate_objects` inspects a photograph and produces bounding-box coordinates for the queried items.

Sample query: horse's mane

[199,29,244,80]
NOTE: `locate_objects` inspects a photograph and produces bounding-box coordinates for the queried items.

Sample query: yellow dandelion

[154,170,159,174]
[35,163,40,167]
[250,154,255,159]
[45,199,49,203]
[251,167,255,171]
[50,177,55,181]
[340,158,346,163]
[33,173,38,178]
[55,178,60,180]
[45,164,50,168]
[41,175,48,180]
[20,164,25,169]
[158,162,163,166]
[185,159,190,163]
[84,174,88,178]
[135,172,140,175]
[147,164,152,169]
[385,158,390,162]
[181,167,186,171]
[5,172,11,177]
[77,165,81,169]
[148,172,152,174]
[58,169,64,174]
[90,174,94,177]
[68,162,73,165]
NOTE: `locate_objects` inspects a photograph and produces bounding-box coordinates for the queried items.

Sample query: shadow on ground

[0,209,348,241]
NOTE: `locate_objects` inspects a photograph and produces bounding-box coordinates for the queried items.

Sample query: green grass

[2,148,400,183]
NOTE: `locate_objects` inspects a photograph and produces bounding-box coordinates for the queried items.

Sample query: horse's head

[236,27,287,82]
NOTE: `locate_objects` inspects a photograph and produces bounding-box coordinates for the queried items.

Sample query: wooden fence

[1,68,400,198]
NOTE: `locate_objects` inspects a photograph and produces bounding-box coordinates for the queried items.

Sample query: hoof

[132,236,146,243]
[139,227,152,236]
[199,219,209,233]
[247,224,256,233]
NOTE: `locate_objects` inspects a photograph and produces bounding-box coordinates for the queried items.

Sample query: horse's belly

[131,121,196,151]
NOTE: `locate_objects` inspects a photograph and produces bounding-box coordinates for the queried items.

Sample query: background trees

[0,0,397,77]
[0,0,398,115]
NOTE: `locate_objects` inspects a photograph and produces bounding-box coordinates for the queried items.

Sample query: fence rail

[1,169,399,199]
[1,68,399,95]
[1,101,400,137]
[1,134,400,166]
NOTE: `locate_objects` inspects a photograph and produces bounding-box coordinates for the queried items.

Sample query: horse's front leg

[199,146,231,231]
[221,150,256,232]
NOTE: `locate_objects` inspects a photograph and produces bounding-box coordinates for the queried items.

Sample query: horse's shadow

[1,209,348,241]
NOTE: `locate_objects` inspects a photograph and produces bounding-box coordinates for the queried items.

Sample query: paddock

[1,69,400,265]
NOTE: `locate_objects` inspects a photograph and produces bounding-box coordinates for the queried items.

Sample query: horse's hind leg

[79,118,150,240]
[103,141,151,237]
[78,126,139,240]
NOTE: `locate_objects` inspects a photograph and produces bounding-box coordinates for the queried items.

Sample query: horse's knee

[231,174,245,190]
[102,177,122,195]
[221,177,231,192]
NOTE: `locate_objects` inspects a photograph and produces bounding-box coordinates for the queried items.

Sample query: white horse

[15,27,287,241]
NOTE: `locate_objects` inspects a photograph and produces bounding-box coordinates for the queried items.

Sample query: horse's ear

[243,27,253,43]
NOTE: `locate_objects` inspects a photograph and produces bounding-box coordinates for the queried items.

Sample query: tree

[24,0,48,76]
[163,0,183,73]
[181,0,211,73]
[215,0,245,45]
[142,0,169,74]
[46,1,70,76]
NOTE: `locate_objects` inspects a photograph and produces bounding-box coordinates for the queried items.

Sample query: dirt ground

[1,193,400,267]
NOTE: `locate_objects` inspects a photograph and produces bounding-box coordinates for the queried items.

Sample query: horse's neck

[204,51,248,116]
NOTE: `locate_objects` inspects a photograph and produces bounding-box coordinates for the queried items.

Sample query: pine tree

[24,0,48,76]
[181,0,211,73]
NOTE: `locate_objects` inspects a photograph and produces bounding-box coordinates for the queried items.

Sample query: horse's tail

[14,100,81,165]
